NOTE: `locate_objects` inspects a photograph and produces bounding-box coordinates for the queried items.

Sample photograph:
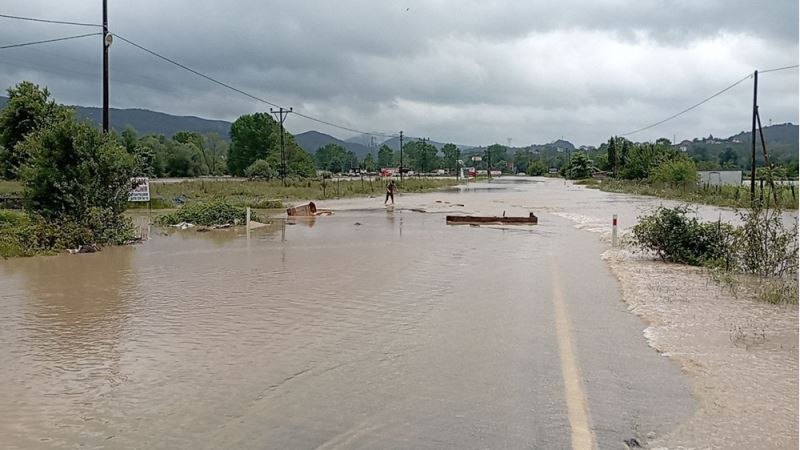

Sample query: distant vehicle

[548,167,559,174]
[517,172,527,176]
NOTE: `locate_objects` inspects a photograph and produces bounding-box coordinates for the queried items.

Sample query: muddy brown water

[0,177,794,449]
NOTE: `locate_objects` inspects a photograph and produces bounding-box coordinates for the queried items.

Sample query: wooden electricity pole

[750,70,758,201]
[102,0,110,133]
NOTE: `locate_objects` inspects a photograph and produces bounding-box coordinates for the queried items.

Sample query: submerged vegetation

[630,204,798,304]
[154,200,252,227]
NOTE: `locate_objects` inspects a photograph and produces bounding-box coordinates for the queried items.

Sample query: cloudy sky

[0,0,797,146]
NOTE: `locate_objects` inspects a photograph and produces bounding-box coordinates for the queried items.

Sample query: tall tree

[361,153,376,172]
[228,113,313,177]
[0,81,65,179]
[606,137,617,176]
[18,110,135,223]
[442,143,460,175]
[377,144,395,168]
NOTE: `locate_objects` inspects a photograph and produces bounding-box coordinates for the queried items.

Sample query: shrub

[650,158,697,188]
[631,205,734,266]
[155,200,251,226]
[244,159,277,180]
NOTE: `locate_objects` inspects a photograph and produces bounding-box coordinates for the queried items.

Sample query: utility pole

[419,137,426,176]
[399,130,404,184]
[486,146,492,180]
[750,70,758,202]
[270,107,293,186]
[102,0,110,133]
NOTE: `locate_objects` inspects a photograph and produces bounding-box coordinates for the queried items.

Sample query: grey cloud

[0,0,797,145]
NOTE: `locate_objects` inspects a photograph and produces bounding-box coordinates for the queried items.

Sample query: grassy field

[584,179,798,210]
[148,177,460,209]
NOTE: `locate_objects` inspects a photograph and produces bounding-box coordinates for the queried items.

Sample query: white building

[697,170,742,186]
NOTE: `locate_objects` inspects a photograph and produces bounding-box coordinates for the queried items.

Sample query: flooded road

[0,178,792,449]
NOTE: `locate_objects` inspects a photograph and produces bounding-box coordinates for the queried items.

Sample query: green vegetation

[599,179,797,210]
[244,159,277,180]
[314,143,359,173]
[0,180,22,195]
[228,112,314,177]
[631,205,798,304]
[0,81,66,179]
[148,177,459,210]
[0,82,139,258]
[154,200,252,226]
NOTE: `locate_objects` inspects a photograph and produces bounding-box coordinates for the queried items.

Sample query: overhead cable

[621,73,752,136]
[114,33,397,138]
[0,13,101,28]
[0,32,101,50]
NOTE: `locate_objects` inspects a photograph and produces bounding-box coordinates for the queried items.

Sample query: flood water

[2,177,788,449]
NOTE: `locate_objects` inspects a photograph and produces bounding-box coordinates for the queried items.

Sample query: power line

[114,33,397,139]
[621,64,798,137]
[760,64,799,74]
[0,13,101,28]
[0,32,101,50]
[621,73,752,136]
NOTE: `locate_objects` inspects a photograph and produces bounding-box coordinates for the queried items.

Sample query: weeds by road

[593,179,798,210]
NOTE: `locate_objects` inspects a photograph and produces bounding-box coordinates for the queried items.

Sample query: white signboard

[128,177,150,202]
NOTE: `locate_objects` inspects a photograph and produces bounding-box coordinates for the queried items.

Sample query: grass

[0,180,23,196]
[597,179,798,210]
[147,177,459,209]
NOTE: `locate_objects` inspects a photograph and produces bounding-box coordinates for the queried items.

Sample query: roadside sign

[129,177,150,202]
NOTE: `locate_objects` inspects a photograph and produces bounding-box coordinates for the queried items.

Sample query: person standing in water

[385,180,397,205]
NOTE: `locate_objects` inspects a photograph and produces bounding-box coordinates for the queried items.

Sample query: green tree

[228,113,313,177]
[204,132,228,175]
[567,152,593,179]
[485,144,508,170]
[718,147,738,167]
[442,143,460,175]
[120,125,138,153]
[606,137,618,176]
[377,144,395,168]
[0,81,65,179]
[527,160,547,176]
[18,110,136,240]
[361,153,376,172]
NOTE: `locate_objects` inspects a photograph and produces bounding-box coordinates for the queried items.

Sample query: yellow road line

[552,265,596,450]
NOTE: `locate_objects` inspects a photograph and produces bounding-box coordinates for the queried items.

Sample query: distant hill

[344,133,390,147]
[727,123,798,145]
[295,130,373,157]
[0,96,231,139]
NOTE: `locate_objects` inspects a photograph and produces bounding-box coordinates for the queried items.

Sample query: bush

[631,204,798,303]
[631,205,734,266]
[245,159,277,180]
[650,158,697,188]
[155,200,252,226]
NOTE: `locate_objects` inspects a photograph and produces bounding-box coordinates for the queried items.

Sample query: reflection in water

[0,248,135,447]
